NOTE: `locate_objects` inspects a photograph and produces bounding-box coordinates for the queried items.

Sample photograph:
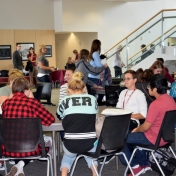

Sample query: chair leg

[99,156,107,176]
[46,157,50,176]
[121,153,134,176]
[70,155,83,176]
[124,147,138,176]
[169,146,176,158]
[151,151,165,176]
[48,154,54,176]
[115,155,119,170]
[3,159,7,175]
[92,159,99,176]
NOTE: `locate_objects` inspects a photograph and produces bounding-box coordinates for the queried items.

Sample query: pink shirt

[144,94,176,146]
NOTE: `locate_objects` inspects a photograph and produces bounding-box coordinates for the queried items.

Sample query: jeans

[60,144,98,172]
[88,77,104,102]
[114,66,122,77]
[37,75,50,83]
[119,132,153,167]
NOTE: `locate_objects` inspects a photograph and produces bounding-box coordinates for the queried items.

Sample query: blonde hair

[38,45,46,58]
[72,71,84,81]
[68,79,85,92]
[8,69,24,84]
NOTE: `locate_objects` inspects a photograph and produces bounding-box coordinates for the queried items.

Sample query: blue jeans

[60,144,98,172]
[37,75,50,82]
[88,77,104,102]
[119,132,153,167]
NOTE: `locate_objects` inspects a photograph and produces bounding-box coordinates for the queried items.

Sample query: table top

[42,121,63,131]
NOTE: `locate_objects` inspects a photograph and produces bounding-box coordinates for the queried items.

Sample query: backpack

[25,61,33,72]
[170,82,176,98]
[0,70,9,77]
[147,148,176,176]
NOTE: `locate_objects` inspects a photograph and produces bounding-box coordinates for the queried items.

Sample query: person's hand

[50,67,55,72]
[131,127,138,133]
[104,63,108,68]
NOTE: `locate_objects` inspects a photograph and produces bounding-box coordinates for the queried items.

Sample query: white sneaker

[6,161,25,176]
[9,160,15,165]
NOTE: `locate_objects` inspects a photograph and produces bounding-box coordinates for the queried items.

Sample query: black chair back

[0,118,46,157]
[33,85,43,102]
[154,110,176,149]
[39,83,52,104]
[105,85,121,106]
[92,113,131,157]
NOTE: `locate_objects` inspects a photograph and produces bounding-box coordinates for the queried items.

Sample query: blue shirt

[88,51,103,79]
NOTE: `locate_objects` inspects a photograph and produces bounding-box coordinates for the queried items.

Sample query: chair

[0,118,53,176]
[70,112,134,176]
[38,83,55,106]
[105,85,121,106]
[33,85,43,102]
[125,110,176,176]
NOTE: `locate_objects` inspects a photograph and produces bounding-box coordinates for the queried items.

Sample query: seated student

[101,70,147,165]
[119,74,176,176]
[136,69,154,108]
[65,57,75,70]
[0,69,34,104]
[57,79,98,176]
[2,77,55,176]
[117,70,147,130]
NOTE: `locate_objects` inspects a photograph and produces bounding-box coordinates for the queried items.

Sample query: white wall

[0,0,54,29]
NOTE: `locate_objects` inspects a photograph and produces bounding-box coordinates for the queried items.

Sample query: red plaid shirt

[1,92,55,157]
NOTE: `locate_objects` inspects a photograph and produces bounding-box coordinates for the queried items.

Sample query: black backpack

[25,61,33,72]
[0,70,9,77]
[148,148,176,176]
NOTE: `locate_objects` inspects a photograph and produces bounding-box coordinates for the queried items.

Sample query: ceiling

[78,0,157,1]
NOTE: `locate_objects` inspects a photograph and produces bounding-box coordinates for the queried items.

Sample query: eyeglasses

[123,78,134,81]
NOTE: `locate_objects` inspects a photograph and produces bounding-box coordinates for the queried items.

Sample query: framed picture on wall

[0,45,11,60]
[45,45,52,57]
[19,43,35,60]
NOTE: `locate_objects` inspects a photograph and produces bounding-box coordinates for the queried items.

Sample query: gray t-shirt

[38,55,50,75]
[0,85,11,97]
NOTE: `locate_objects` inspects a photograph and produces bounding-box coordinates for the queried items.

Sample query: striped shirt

[59,83,68,103]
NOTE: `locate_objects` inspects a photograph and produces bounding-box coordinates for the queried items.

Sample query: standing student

[27,47,38,87]
[13,43,24,71]
[113,45,125,78]
[73,49,79,62]
[37,45,55,82]
[88,39,104,104]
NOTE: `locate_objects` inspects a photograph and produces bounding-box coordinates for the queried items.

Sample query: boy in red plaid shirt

[2,77,55,176]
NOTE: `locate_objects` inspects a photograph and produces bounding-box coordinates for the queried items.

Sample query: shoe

[128,165,144,176]
[143,165,152,172]
[9,160,15,165]
[6,161,25,176]
[99,155,115,164]
[0,162,5,171]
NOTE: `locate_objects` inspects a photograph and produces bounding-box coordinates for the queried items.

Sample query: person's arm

[92,52,104,67]
[0,96,9,104]
[132,92,147,120]
[38,61,55,72]
[83,61,105,76]
[132,121,152,132]
[35,101,55,126]
[59,84,67,103]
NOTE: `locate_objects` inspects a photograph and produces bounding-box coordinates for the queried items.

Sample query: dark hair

[90,39,101,60]
[12,77,30,94]
[149,61,166,76]
[141,44,146,48]
[138,69,154,83]
[157,58,164,64]
[124,70,137,79]
[66,68,75,73]
[149,74,168,94]
[16,43,21,46]
[136,68,143,78]
[80,49,90,61]
[28,47,35,55]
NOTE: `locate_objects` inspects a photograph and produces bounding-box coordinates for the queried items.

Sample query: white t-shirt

[112,52,122,68]
[116,89,147,125]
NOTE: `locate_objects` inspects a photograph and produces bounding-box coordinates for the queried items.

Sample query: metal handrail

[104,9,176,55]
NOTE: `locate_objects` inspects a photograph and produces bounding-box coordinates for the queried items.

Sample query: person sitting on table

[56,79,98,176]
[119,74,176,176]
[0,69,34,105]
[2,77,55,176]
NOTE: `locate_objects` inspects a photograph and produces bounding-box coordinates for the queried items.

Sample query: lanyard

[122,89,136,108]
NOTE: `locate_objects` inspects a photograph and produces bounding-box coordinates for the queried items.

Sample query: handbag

[25,61,33,72]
